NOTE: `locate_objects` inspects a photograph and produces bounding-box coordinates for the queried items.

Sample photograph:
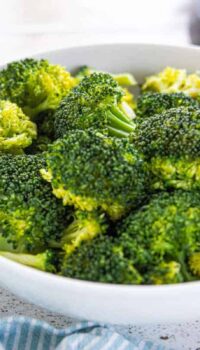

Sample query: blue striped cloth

[0,317,174,350]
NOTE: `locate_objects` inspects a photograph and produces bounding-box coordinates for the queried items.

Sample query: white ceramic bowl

[1,43,200,325]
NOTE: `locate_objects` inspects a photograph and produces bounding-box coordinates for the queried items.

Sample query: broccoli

[75,65,137,86]
[115,191,200,284]
[62,191,200,284]
[50,210,108,254]
[0,250,57,272]
[134,106,200,190]
[0,58,77,119]
[142,66,200,98]
[136,92,199,119]
[0,154,70,253]
[61,234,142,284]
[54,73,136,139]
[41,130,148,220]
[0,100,37,153]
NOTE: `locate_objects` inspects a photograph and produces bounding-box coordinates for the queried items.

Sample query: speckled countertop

[1,287,200,350]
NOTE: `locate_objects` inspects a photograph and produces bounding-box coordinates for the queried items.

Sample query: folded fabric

[0,317,174,350]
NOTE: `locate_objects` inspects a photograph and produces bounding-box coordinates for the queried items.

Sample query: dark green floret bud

[0,154,70,253]
[134,106,200,190]
[136,92,199,119]
[61,234,142,284]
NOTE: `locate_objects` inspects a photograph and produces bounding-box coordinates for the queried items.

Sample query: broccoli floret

[41,130,148,220]
[62,190,200,284]
[54,73,136,139]
[61,234,142,284]
[0,58,76,119]
[0,154,70,253]
[134,106,200,190]
[50,210,108,254]
[142,66,200,98]
[116,191,200,284]
[75,65,137,86]
[137,92,199,119]
[0,100,37,153]
[0,250,57,272]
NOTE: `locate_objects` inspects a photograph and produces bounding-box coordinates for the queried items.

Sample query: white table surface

[1,0,200,349]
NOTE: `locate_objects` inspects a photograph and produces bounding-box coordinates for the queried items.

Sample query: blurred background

[0,0,198,63]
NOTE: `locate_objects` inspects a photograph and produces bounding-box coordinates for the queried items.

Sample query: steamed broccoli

[0,58,76,119]
[62,191,200,284]
[142,67,200,98]
[75,65,137,86]
[54,73,136,139]
[134,106,200,190]
[50,210,108,254]
[0,250,57,272]
[41,130,148,220]
[0,100,37,153]
[0,154,70,253]
[137,92,199,119]
[115,191,200,284]
[61,234,142,284]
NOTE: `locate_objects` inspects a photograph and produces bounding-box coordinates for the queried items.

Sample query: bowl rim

[1,254,200,294]
[3,41,200,66]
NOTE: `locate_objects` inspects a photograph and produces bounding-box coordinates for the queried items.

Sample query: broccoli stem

[110,105,134,124]
[0,251,47,271]
[107,126,130,138]
[107,110,135,134]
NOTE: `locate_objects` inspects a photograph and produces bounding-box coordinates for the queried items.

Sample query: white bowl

[1,43,200,325]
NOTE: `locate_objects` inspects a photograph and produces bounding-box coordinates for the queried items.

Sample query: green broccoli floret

[116,191,200,284]
[61,234,142,284]
[0,154,70,253]
[0,250,57,272]
[75,65,137,86]
[41,130,148,220]
[50,210,108,254]
[0,58,77,119]
[0,100,37,153]
[136,92,199,119]
[134,106,200,190]
[62,191,200,284]
[54,73,136,139]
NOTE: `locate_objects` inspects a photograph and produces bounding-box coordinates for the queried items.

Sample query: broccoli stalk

[50,211,108,254]
[0,250,57,272]
[104,104,135,137]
